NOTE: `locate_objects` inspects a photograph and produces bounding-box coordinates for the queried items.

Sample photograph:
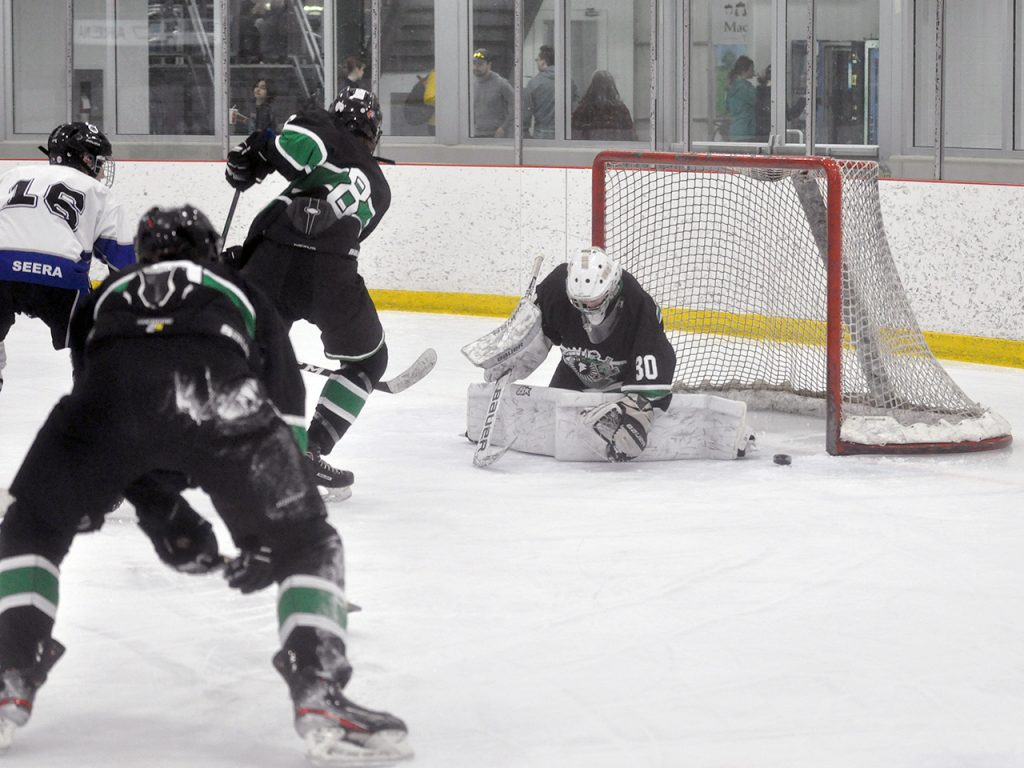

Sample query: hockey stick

[221,188,241,242]
[472,255,545,468]
[299,348,437,395]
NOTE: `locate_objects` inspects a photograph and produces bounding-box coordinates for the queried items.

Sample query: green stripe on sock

[322,379,368,419]
[291,425,309,454]
[278,586,347,631]
[0,566,59,607]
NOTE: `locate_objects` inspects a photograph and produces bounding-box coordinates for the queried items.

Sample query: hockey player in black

[0,206,411,763]
[476,246,677,461]
[224,85,391,499]
[0,122,135,393]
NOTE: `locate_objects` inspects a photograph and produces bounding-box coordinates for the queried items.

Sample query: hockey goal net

[592,151,1012,455]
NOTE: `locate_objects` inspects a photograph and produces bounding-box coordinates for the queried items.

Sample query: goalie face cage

[592,151,1012,455]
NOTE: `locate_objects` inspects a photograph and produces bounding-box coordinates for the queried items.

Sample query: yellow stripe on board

[371,289,518,318]
[368,288,1024,370]
[660,307,829,346]
[923,331,1024,369]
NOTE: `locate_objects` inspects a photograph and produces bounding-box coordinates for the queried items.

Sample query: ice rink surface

[1,310,1022,768]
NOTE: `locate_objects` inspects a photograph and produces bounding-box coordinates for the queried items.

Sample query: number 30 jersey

[535,263,676,406]
[0,163,136,292]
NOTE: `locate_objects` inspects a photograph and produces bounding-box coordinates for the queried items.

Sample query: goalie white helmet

[566,247,623,326]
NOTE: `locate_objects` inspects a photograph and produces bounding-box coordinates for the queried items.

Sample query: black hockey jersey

[244,108,391,258]
[535,263,676,404]
[69,260,306,431]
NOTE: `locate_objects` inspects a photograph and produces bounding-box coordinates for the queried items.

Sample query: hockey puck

[773,453,792,465]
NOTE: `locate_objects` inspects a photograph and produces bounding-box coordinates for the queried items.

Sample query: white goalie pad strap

[461,301,544,369]
[466,384,750,461]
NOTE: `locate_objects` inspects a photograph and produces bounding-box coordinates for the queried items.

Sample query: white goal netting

[594,152,1011,454]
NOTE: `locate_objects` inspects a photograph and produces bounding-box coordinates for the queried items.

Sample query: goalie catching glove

[225,128,275,191]
[582,393,655,462]
[463,301,552,383]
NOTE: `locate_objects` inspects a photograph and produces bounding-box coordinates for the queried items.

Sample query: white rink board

[1,158,1022,342]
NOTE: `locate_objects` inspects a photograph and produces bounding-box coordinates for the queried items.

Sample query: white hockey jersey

[0,163,135,292]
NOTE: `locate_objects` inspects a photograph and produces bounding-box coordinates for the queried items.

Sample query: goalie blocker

[466,383,752,462]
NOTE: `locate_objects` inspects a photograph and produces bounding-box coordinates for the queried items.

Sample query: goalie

[466,247,678,462]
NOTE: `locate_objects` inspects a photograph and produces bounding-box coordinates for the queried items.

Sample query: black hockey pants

[0,339,339,671]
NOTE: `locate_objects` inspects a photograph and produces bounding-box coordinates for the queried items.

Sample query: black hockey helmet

[41,122,114,185]
[135,205,222,265]
[330,85,383,149]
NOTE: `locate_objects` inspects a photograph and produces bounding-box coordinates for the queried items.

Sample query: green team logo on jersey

[326,168,376,233]
[276,127,377,234]
[562,347,626,388]
[297,165,376,234]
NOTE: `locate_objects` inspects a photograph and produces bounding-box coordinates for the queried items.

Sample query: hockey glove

[224,544,276,593]
[225,129,274,191]
[74,494,125,533]
[221,245,250,271]
[582,393,654,462]
[136,497,220,574]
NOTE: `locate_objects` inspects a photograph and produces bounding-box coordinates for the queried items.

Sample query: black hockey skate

[273,649,412,766]
[304,451,354,502]
[0,639,65,751]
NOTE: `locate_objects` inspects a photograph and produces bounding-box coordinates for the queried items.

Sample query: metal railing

[288,0,325,95]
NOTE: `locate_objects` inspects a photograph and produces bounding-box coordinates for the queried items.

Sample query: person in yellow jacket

[423,69,436,131]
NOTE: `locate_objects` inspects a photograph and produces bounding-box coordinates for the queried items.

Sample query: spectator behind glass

[571,70,636,142]
[471,48,514,138]
[231,78,277,135]
[237,0,261,64]
[403,70,436,135]
[725,55,756,141]
[256,0,288,64]
[523,45,579,139]
[754,65,806,142]
[524,45,557,139]
[343,55,368,90]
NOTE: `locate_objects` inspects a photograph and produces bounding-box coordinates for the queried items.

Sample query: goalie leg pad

[468,386,750,462]
[466,383,561,456]
[582,394,654,462]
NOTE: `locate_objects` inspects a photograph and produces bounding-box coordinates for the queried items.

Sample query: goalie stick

[472,369,516,468]
[299,348,438,395]
[469,255,545,468]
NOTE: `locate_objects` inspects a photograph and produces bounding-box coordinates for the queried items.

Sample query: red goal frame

[592,150,1012,455]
